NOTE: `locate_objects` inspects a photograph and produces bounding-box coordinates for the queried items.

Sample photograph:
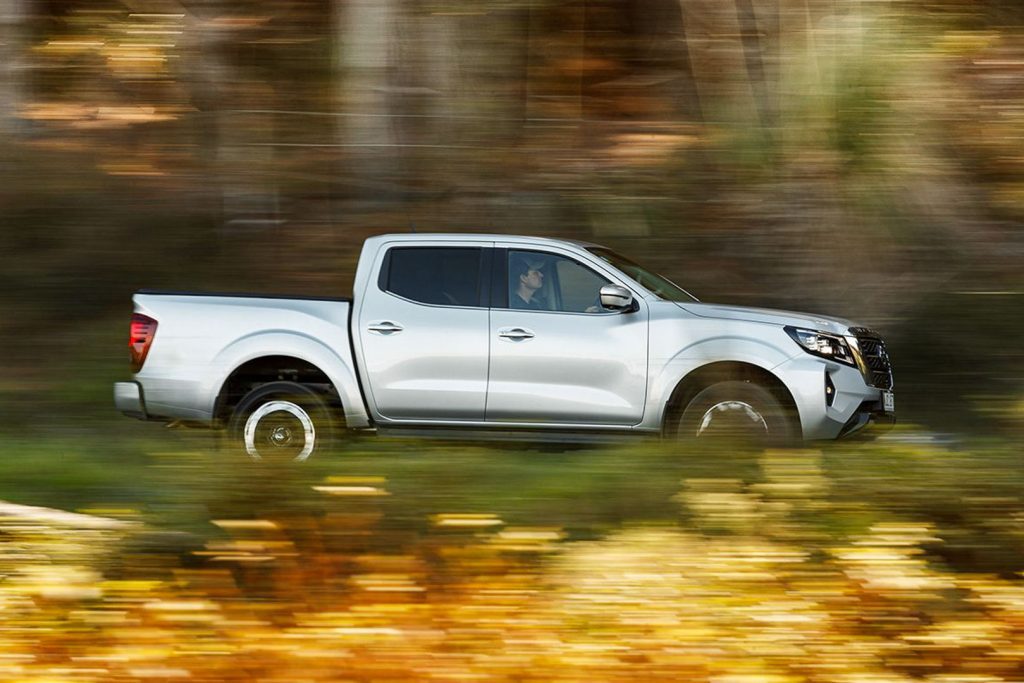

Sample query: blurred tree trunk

[388,6,459,206]
[0,0,28,138]
[734,0,770,130]
[335,0,400,201]
[677,0,758,126]
[675,0,783,132]
[214,46,282,233]
[181,7,281,233]
[181,7,231,225]
[670,0,705,123]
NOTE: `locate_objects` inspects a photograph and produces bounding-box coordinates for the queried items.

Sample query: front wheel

[228,382,338,462]
[676,380,797,445]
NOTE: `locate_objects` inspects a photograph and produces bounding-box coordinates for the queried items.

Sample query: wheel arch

[214,355,338,424]
[661,361,801,437]
[205,331,371,429]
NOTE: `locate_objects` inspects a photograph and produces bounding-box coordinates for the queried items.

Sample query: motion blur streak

[3,0,1023,434]
[3,443,1024,681]
[1,1,1023,680]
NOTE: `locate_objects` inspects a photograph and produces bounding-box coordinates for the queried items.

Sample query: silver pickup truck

[115,233,894,460]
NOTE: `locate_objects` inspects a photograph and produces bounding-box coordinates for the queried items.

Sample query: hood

[676,302,857,335]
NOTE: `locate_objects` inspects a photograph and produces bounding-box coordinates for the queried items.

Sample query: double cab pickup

[115,234,895,460]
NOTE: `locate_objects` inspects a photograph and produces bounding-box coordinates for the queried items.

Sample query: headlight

[785,326,856,366]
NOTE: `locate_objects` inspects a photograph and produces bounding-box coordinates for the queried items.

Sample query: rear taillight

[129,313,158,373]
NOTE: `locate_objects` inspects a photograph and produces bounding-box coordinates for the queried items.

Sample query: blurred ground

[3,435,1024,681]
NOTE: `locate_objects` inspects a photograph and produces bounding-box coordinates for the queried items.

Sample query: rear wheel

[676,380,796,445]
[228,381,339,462]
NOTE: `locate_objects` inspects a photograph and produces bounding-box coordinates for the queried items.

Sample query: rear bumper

[114,381,147,419]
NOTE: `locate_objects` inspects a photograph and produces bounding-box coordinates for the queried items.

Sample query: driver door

[485,247,649,425]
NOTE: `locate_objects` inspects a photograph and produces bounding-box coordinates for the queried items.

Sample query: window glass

[586,246,697,302]
[508,250,610,313]
[385,247,482,306]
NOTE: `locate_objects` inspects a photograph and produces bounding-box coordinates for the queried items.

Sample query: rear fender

[207,331,370,428]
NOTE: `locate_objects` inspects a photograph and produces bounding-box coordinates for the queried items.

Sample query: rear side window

[380,247,484,307]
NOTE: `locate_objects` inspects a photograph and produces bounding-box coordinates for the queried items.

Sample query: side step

[373,425,655,446]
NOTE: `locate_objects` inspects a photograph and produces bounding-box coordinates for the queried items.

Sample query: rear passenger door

[357,242,492,421]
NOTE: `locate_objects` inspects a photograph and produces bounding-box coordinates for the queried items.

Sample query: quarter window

[382,247,483,307]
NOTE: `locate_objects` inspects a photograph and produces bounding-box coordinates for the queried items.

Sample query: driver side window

[507,250,610,314]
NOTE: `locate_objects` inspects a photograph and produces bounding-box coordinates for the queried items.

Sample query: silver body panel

[355,238,492,421]
[486,240,648,425]
[129,293,370,428]
[121,232,892,441]
[486,307,649,425]
[114,381,144,416]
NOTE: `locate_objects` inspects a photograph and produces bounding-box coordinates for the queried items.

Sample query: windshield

[586,247,698,302]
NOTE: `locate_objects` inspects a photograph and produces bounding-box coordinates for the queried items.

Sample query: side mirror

[600,284,634,311]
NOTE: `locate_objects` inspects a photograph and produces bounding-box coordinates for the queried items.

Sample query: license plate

[882,390,895,413]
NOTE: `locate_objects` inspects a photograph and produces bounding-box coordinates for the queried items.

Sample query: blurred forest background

[2,0,1024,435]
[2,3,1024,679]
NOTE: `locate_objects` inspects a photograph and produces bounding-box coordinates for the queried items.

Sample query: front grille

[850,327,893,390]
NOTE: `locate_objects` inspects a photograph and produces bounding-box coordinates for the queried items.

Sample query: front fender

[205,331,370,428]
[646,334,798,429]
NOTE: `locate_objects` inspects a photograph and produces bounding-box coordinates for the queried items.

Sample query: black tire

[676,380,796,445]
[227,381,339,462]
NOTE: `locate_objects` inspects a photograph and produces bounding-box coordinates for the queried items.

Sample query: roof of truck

[369,233,601,248]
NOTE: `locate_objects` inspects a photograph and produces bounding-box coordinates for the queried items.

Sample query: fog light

[825,372,836,407]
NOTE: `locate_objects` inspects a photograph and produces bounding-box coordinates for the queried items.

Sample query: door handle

[498,327,535,341]
[368,321,404,334]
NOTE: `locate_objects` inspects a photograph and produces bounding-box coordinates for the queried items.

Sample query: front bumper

[773,356,894,440]
[836,398,896,439]
[114,381,147,419]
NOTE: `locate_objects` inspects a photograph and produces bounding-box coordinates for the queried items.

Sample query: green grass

[2,424,1022,573]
